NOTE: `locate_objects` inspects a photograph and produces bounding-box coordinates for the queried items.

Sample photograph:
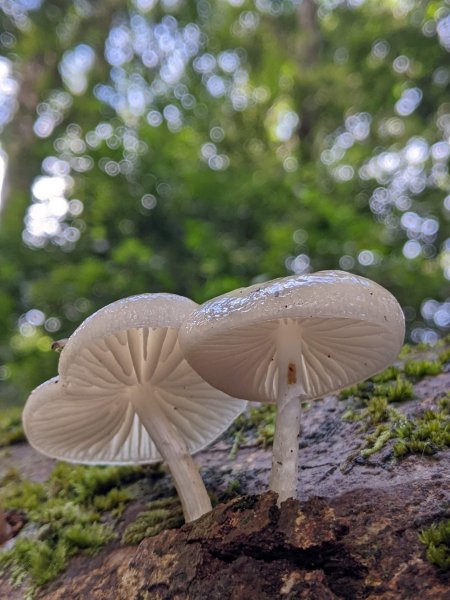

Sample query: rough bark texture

[0,511,9,546]
[1,355,449,598]
[38,485,450,600]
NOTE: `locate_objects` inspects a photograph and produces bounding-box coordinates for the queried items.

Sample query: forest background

[0,0,449,408]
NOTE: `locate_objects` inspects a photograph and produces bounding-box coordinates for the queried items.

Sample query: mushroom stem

[269,326,302,504]
[134,393,212,523]
[269,386,301,505]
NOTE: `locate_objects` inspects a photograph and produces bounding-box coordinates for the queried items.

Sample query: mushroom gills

[24,293,248,525]
[185,317,391,404]
[60,327,244,461]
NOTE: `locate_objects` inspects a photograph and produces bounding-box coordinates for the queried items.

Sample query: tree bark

[0,510,11,546]
[297,0,321,67]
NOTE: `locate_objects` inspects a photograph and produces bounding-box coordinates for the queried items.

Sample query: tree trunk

[297,0,320,67]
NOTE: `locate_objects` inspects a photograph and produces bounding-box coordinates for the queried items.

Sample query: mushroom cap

[179,271,405,403]
[23,293,246,465]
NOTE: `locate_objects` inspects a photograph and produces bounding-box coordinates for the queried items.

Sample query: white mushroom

[179,271,405,504]
[23,293,246,522]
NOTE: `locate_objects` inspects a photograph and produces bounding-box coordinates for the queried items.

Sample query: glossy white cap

[179,271,405,403]
[23,294,246,465]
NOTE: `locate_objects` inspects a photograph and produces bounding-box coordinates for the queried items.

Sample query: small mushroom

[179,271,405,504]
[23,293,246,522]
[51,338,68,352]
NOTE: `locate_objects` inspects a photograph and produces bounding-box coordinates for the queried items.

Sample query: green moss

[209,478,243,505]
[398,343,413,358]
[0,463,145,590]
[0,406,25,448]
[1,467,21,485]
[223,478,242,498]
[341,408,363,422]
[371,366,400,383]
[439,347,450,364]
[40,506,100,535]
[420,519,450,571]
[403,360,442,380]
[62,522,114,552]
[393,410,450,457]
[339,385,360,400]
[47,462,143,503]
[93,488,132,516]
[229,428,245,459]
[252,405,276,447]
[360,425,392,458]
[121,497,183,545]
[339,341,450,462]
[339,346,449,462]
[256,422,276,447]
[366,396,390,426]
[231,404,276,448]
[0,476,47,512]
[1,538,68,587]
[375,377,414,403]
[0,515,110,589]
[343,395,394,426]
[340,373,413,407]
[355,403,450,461]
[416,341,432,352]
[339,383,368,401]
[438,394,450,414]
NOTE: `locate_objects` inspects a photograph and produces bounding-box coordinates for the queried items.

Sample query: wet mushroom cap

[179,271,405,403]
[23,293,246,465]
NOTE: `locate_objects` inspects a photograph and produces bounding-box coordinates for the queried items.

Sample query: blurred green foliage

[0,0,449,405]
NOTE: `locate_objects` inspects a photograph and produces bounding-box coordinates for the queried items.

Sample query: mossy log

[0,340,449,598]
